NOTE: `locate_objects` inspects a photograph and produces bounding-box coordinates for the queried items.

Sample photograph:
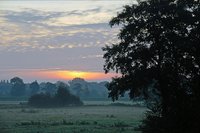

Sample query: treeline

[0,77,56,97]
[0,77,110,100]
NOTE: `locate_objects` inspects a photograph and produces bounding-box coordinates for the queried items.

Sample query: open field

[0,103,146,133]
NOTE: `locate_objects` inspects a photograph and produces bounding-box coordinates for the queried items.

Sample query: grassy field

[0,103,146,133]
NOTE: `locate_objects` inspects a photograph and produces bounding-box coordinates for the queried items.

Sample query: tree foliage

[29,81,40,95]
[42,82,56,94]
[0,80,11,96]
[28,85,83,107]
[10,77,26,96]
[103,0,200,133]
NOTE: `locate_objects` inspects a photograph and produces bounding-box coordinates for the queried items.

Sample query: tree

[103,0,200,133]
[55,85,71,105]
[28,85,83,107]
[0,80,11,96]
[10,77,26,96]
[28,92,53,107]
[29,81,40,95]
[55,85,83,106]
[42,82,56,94]
[69,78,86,94]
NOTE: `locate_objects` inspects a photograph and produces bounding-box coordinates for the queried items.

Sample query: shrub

[28,86,83,107]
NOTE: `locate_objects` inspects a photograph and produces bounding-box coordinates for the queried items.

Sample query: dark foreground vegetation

[103,0,200,133]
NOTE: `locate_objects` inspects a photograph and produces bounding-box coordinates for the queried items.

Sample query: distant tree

[0,80,11,96]
[68,78,109,99]
[10,77,25,96]
[103,0,200,133]
[83,85,90,97]
[70,78,85,83]
[69,78,90,97]
[56,81,69,88]
[55,85,83,106]
[29,81,40,95]
[28,92,53,107]
[28,85,83,107]
[55,85,71,105]
[42,82,56,94]
[72,83,83,96]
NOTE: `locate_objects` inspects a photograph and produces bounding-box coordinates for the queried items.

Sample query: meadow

[0,101,146,133]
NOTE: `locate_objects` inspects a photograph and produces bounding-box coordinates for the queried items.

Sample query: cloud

[0,2,121,52]
[43,11,112,26]
[0,19,119,52]
[81,54,103,59]
[0,6,106,26]
[0,0,126,81]
[1,10,60,24]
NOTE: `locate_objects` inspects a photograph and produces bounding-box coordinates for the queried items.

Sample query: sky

[0,0,135,82]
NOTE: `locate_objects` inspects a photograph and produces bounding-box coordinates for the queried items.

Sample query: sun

[54,70,86,79]
[69,71,85,78]
[29,70,119,80]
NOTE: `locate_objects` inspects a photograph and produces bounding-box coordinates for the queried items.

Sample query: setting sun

[69,71,86,78]
[54,70,116,80]
[58,71,87,79]
[20,70,118,81]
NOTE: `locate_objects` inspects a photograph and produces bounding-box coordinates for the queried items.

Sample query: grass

[0,102,146,133]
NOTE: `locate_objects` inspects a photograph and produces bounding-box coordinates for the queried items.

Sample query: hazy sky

[0,0,135,82]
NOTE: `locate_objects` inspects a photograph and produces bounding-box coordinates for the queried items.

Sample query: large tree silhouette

[103,0,200,133]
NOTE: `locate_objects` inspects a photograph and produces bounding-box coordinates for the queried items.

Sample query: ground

[0,102,146,133]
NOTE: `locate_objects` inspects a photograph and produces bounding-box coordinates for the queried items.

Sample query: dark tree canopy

[103,0,200,133]
[28,85,83,107]
[10,77,25,96]
[0,80,11,96]
[42,82,56,94]
[55,86,83,106]
[30,81,40,95]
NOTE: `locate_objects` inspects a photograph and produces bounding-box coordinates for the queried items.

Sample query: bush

[28,93,53,107]
[28,86,83,107]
